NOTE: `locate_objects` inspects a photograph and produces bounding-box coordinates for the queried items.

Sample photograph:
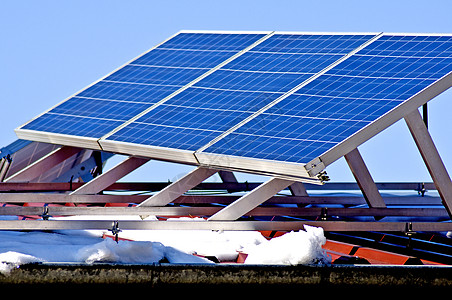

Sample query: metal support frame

[0,155,12,182]
[288,182,308,196]
[404,109,452,218]
[0,181,440,193]
[344,148,386,208]
[138,167,218,207]
[1,108,451,232]
[0,220,450,232]
[70,156,150,195]
[218,170,239,193]
[0,193,444,206]
[4,146,81,182]
[208,178,294,221]
[0,206,448,218]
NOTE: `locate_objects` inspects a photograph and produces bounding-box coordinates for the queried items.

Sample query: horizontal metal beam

[0,182,439,192]
[0,193,149,203]
[0,193,443,206]
[172,195,443,206]
[0,206,448,218]
[0,220,450,232]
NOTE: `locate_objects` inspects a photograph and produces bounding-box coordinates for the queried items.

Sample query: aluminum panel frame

[99,139,200,165]
[195,151,321,183]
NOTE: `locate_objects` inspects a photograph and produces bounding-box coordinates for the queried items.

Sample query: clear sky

[1,0,451,183]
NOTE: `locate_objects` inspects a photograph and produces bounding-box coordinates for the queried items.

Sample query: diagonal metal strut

[208,177,295,221]
[138,167,218,207]
[405,109,452,218]
[70,156,150,195]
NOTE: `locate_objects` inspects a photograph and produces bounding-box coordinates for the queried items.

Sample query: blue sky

[1,0,451,183]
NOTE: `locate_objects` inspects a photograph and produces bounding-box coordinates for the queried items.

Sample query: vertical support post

[289,182,308,196]
[344,148,386,208]
[289,182,309,208]
[422,103,428,129]
[70,156,150,195]
[139,167,218,207]
[405,109,452,218]
[208,177,294,221]
[218,170,239,193]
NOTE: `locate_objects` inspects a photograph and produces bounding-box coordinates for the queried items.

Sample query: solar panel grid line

[354,53,452,59]
[101,79,182,88]
[188,84,284,95]
[325,72,435,81]
[219,67,317,76]
[128,63,211,70]
[99,31,275,142]
[75,95,154,105]
[195,33,383,153]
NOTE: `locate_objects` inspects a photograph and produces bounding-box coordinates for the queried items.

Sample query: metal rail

[0,206,448,218]
[0,220,450,232]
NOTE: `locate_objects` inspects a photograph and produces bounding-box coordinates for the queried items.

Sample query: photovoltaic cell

[21,32,266,138]
[107,34,375,149]
[202,34,452,163]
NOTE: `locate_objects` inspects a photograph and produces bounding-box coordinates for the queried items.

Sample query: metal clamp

[109,220,122,243]
[317,171,330,183]
[404,222,417,249]
[417,182,427,197]
[320,207,328,221]
[40,206,51,221]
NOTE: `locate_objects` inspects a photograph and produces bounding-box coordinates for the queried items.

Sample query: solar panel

[17,31,268,147]
[103,33,375,156]
[15,31,452,182]
[197,33,452,177]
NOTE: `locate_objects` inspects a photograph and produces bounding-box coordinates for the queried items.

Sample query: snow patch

[0,214,329,271]
[244,226,331,265]
[0,251,43,274]
[0,230,212,274]
[76,239,165,264]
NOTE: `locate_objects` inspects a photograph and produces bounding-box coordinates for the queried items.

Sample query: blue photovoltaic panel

[203,34,452,163]
[193,34,375,93]
[18,31,452,176]
[107,34,375,149]
[21,32,266,138]
[108,89,282,150]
